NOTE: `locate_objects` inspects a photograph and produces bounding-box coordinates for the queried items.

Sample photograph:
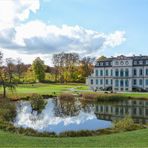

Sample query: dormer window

[139,61,143,65]
[100,62,103,66]
[106,62,109,66]
[134,61,137,65]
[120,61,124,65]
[115,61,119,65]
[125,61,129,65]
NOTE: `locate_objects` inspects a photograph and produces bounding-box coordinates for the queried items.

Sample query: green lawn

[121,92,148,98]
[1,83,148,100]
[0,129,147,147]
[0,83,89,99]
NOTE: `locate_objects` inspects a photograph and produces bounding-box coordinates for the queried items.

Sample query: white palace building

[86,55,148,92]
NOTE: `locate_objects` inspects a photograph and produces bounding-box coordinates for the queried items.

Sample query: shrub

[114,116,142,131]
[59,130,97,137]
[58,93,75,100]
[82,93,98,100]
[82,92,130,102]
[0,99,16,122]
[29,94,47,113]
[0,121,56,137]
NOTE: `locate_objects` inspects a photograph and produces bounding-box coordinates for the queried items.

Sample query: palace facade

[86,55,148,92]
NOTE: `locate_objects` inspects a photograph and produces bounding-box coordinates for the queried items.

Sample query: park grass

[0,83,148,100]
[0,128,147,147]
[0,83,89,100]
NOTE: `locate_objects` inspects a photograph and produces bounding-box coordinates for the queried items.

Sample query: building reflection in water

[95,100,148,124]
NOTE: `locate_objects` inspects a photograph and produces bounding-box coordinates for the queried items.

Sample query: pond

[14,98,148,134]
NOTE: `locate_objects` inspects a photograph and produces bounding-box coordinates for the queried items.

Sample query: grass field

[0,129,147,147]
[1,83,148,100]
[0,83,89,99]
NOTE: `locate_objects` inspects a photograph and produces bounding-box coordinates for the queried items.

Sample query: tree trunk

[3,84,6,98]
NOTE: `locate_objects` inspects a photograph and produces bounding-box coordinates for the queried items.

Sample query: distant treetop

[97,56,107,61]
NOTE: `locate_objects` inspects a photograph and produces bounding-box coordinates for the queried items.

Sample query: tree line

[0,51,95,97]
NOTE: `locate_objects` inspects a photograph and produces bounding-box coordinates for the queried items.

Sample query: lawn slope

[0,129,147,147]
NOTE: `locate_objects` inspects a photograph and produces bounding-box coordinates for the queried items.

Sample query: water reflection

[95,100,148,124]
[53,98,81,117]
[14,99,111,133]
[14,98,148,133]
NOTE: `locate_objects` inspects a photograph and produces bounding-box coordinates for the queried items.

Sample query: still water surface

[14,98,148,133]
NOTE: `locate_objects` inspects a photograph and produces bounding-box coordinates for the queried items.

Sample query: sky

[0,0,148,65]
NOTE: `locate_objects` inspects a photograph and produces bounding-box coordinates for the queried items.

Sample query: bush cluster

[58,93,75,100]
[82,92,130,102]
[0,121,56,137]
[0,99,16,122]
[29,94,47,113]
[114,116,142,131]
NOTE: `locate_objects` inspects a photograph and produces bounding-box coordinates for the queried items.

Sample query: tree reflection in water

[80,99,95,113]
[53,98,81,117]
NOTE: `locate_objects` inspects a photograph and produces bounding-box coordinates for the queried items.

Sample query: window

[111,69,113,76]
[139,108,143,116]
[100,79,103,85]
[125,79,129,87]
[105,69,108,76]
[146,60,148,65]
[100,62,103,66]
[120,61,124,65]
[132,108,137,115]
[91,79,93,85]
[115,61,119,65]
[133,69,137,76]
[146,69,148,75]
[106,62,109,66]
[139,69,143,76]
[100,70,103,76]
[120,108,123,115]
[106,79,108,85]
[105,106,108,112]
[146,109,148,116]
[120,69,124,77]
[115,69,119,77]
[115,107,119,115]
[125,69,129,77]
[134,61,137,65]
[95,69,98,76]
[120,80,124,87]
[139,79,143,85]
[96,79,98,85]
[111,79,113,85]
[115,80,119,87]
[100,106,103,112]
[125,61,129,65]
[146,79,148,85]
[133,79,137,85]
[139,60,143,65]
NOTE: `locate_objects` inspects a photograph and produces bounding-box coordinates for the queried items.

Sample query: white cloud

[1,20,126,55]
[104,31,126,47]
[0,0,126,64]
[1,49,51,65]
[0,0,40,29]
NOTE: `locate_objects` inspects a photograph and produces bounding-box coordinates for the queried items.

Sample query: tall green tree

[32,57,45,82]
[79,57,95,82]
[0,52,17,98]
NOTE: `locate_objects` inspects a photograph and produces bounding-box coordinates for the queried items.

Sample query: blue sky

[0,0,148,64]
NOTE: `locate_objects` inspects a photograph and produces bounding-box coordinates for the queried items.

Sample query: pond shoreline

[9,92,148,102]
[0,121,146,138]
